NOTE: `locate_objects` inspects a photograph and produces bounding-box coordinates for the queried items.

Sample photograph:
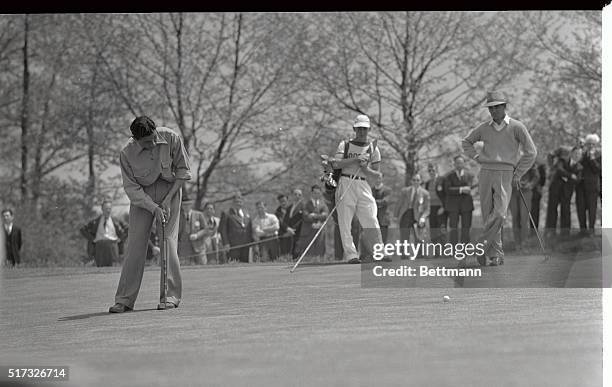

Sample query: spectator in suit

[530,160,547,235]
[275,194,293,257]
[545,146,574,239]
[286,188,305,260]
[372,174,391,243]
[443,155,475,246]
[394,173,430,250]
[425,163,447,243]
[79,200,128,267]
[295,185,329,258]
[177,195,208,265]
[201,202,223,264]
[2,208,22,267]
[509,164,540,250]
[219,193,252,263]
[581,134,601,235]
[252,201,281,262]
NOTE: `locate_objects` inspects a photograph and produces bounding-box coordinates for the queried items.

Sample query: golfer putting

[462,91,537,266]
[109,116,191,313]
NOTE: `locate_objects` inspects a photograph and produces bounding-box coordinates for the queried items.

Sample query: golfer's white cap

[353,114,371,128]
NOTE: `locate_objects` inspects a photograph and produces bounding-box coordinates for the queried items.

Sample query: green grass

[0,262,603,387]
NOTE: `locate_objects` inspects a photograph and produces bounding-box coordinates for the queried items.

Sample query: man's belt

[341,173,366,181]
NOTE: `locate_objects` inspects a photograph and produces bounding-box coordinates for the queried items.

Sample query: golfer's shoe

[476,254,487,266]
[109,303,133,313]
[347,257,362,264]
[157,302,178,310]
[488,257,503,266]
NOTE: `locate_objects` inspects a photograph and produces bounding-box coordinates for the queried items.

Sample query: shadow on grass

[58,308,159,321]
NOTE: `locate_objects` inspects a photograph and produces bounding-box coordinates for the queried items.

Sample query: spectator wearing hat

[177,195,209,265]
[219,193,253,263]
[580,133,601,234]
[462,91,537,266]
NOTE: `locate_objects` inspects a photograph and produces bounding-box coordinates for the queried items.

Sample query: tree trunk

[20,14,30,201]
[403,150,418,187]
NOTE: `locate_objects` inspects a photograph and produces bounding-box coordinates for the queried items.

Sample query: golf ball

[443,295,450,302]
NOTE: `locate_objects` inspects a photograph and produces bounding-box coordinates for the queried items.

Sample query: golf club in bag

[157,221,169,310]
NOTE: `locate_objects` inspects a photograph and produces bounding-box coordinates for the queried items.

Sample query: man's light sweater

[462,118,537,178]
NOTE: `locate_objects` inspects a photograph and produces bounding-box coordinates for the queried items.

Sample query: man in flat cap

[462,91,537,266]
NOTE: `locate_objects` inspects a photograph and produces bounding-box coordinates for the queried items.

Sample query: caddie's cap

[585,133,600,145]
[353,114,371,128]
[483,91,508,107]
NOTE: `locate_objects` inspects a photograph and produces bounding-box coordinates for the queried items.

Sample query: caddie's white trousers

[335,176,382,260]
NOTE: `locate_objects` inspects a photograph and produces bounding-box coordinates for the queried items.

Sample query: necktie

[411,189,418,210]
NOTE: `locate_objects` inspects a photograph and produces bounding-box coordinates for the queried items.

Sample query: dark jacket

[219,207,253,247]
[79,216,128,258]
[5,225,22,264]
[581,149,601,192]
[443,170,475,213]
[372,185,391,226]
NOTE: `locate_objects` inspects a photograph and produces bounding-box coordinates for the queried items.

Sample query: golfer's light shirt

[335,140,381,178]
[252,213,280,238]
[119,127,192,214]
[490,115,510,131]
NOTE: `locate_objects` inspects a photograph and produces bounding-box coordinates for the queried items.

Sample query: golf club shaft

[290,173,358,272]
[516,184,548,259]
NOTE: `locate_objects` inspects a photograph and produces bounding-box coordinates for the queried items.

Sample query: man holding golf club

[109,116,191,313]
[462,91,537,266]
[329,114,383,264]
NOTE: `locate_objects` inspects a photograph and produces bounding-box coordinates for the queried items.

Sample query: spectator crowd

[0,133,601,267]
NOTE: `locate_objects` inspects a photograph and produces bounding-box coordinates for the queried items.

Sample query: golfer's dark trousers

[545,178,573,236]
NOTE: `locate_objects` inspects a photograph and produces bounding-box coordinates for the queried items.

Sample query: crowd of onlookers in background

[0,134,602,267]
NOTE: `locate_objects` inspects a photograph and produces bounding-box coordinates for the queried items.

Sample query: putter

[291,139,378,272]
[516,184,550,262]
[157,220,168,310]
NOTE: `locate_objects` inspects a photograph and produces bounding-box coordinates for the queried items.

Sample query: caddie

[328,114,384,263]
